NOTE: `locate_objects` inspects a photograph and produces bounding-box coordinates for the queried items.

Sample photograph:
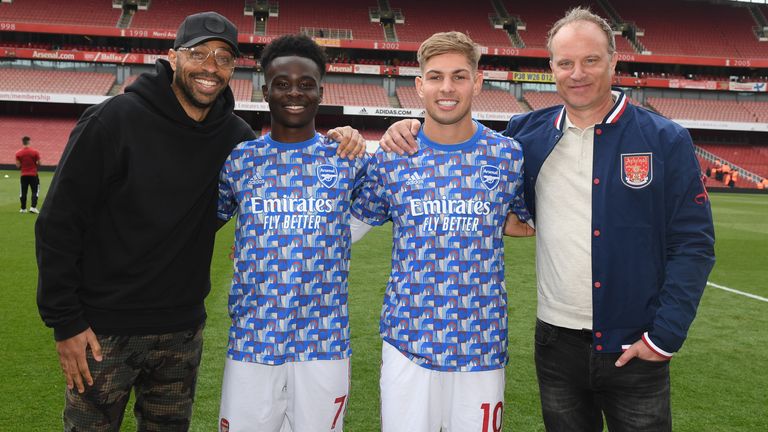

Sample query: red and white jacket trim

[642,332,674,359]
[553,90,628,131]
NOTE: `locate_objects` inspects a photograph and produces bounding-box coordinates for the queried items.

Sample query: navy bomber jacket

[504,89,715,357]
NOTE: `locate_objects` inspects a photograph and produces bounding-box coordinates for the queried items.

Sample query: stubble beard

[174,72,222,109]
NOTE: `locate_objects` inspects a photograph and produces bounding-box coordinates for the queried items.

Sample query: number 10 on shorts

[481,402,503,432]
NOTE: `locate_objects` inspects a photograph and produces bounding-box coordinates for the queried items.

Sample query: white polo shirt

[534,114,594,330]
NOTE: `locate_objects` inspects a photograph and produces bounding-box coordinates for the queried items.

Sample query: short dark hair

[22,136,30,145]
[260,34,327,78]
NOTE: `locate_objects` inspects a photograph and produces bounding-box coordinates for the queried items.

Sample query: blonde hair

[547,7,615,57]
[417,31,481,72]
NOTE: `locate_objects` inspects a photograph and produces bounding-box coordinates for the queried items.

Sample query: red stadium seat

[523,91,564,110]
[230,79,254,102]
[389,0,514,47]
[0,0,120,27]
[502,0,604,50]
[321,82,390,107]
[130,0,254,35]
[264,0,383,40]
[646,97,768,123]
[0,68,115,95]
[698,143,768,179]
[612,0,767,58]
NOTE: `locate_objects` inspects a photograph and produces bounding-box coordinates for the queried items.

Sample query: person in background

[15,135,41,214]
[722,164,732,186]
[714,160,724,181]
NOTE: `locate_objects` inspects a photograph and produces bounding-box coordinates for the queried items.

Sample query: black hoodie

[36,60,255,341]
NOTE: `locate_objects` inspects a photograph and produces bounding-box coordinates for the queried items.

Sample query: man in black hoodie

[34,12,368,431]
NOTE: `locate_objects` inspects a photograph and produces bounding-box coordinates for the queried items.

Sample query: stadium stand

[0,43,165,55]
[646,97,767,123]
[0,116,77,166]
[0,68,115,95]
[695,155,734,188]
[59,44,121,53]
[473,89,526,113]
[264,0,383,40]
[616,71,687,80]
[502,0,603,49]
[0,0,120,27]
[130,0,253,34]
[613,33,637,54]
[0,42,51,50]
[743,101,768,123]
[0,0,766,193]
[698,143,768,179]
[389,0,513,47]
[321,82,390,107]
[613,0,767,58]
[523,91,564,110]
[230,79,254,102]
[696,156,730,187]
[395,86,420,109]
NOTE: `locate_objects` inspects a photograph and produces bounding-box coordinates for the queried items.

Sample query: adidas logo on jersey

[247,174,266,187]
[406,172,427,186]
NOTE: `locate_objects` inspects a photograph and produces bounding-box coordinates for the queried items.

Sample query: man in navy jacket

[380,7,714,431]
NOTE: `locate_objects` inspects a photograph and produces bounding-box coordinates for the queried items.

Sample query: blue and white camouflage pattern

[350,121,529,372]
[218,133,368,365]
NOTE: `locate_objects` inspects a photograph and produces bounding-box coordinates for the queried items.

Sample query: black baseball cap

[174,12,240,56]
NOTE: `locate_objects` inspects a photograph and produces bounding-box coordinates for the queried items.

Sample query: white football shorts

[219,357,350,432]
[380,341,506,432]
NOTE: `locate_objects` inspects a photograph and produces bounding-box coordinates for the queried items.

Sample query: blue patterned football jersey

[350,121,529,372]
[218,133,368,365]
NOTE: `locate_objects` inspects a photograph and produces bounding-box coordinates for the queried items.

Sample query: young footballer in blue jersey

[216,35,370,432]
[350,32,531,432]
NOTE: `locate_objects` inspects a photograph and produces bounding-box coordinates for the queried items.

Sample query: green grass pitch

[0,170,766,431]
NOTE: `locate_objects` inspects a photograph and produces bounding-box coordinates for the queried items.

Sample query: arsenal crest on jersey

[317,164,338,188]
[480,165,501,191]
[621,153,653,189]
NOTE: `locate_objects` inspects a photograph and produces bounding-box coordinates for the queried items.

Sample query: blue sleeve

[217,155,237,222]
[350,153,371,203]
[506,139,531,222]
[647,127,715,354]
[349,152,391,226]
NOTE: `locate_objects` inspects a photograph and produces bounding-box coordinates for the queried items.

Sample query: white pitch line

[707,282,768,303]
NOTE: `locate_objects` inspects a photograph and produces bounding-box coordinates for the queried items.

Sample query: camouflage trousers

[64,323,204,432]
